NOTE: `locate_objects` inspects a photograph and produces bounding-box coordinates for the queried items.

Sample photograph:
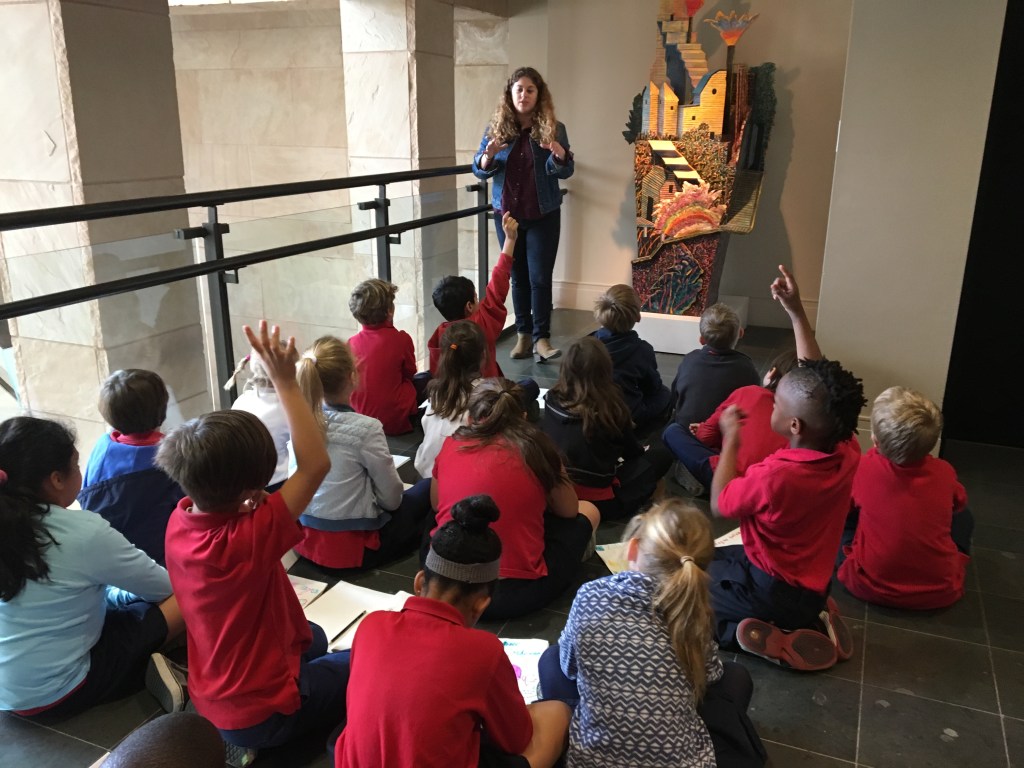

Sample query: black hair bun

[450,494,500,533]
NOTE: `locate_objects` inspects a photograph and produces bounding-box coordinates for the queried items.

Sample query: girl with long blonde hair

[538,499,766,767]
[471,66,574,363]
[294,335,432,570]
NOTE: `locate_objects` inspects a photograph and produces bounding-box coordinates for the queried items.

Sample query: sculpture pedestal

[635,295,749,355]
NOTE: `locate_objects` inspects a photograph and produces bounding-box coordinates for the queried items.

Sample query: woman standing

[472,66,574,363]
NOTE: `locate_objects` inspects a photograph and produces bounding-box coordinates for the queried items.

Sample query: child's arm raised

[710,405,744,517]
[244,321,330,519]
[771,264,821,361]
[478,213,519,319]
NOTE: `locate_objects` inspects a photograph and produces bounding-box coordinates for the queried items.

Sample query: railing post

[357,185,393,281]
[202,205,235,409]
[467,180,490,291]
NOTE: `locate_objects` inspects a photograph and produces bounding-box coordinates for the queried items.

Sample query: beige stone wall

[170,0,357,366]
[0,0,208,455]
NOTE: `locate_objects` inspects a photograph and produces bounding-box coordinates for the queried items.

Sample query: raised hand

[484,137,509,159]
[541,140,566,162]
[501,211,519,242]
[770,264,801,313]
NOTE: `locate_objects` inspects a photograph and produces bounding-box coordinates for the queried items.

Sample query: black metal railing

[0,165,493,408]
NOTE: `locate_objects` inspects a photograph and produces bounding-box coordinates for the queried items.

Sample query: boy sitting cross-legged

[709,358,867,671]
[837,386,973,610]
[156,321,349,760]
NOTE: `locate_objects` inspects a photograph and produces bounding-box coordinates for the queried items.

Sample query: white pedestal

[635,295,750,355]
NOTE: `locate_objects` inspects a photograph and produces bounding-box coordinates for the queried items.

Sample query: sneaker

[819,596,854,661]
[146,653,188,713]
[673,462,705,496]
[736,618,838,671]
[225,743,259,768]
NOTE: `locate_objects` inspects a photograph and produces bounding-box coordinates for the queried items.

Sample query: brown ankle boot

[534,338,561,362]
[510,333,533,359]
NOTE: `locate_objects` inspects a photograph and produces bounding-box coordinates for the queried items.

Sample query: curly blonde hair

[487,66,558,145]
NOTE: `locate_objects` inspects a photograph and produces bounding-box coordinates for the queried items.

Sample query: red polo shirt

[349,321,418,436]
[718,438,861,593]
[432,437,548,580]
[838,448,969,609]
[335,597,532,768]
[164,492,311,730]
[696,385,787,474]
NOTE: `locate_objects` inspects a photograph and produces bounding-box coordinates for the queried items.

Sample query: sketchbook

[288,574,328,608]
[500,637,549,704]
[303,581,412,651]
[714,527,743,547]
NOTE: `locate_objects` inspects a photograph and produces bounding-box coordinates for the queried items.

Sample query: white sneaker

[145,653,188,713]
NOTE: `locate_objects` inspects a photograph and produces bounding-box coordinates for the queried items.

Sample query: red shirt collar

[402,596,468,627]
[111,430,163,446]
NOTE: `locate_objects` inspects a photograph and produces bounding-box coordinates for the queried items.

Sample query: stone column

[0,0,208,452]
[342,0,458,362]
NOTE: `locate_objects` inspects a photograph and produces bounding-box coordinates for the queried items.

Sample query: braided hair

[787,358,867,451]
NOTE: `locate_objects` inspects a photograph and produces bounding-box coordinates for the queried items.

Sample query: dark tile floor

[5,309,1022,767]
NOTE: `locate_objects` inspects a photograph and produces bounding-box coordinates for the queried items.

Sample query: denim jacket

[471,120,574,217]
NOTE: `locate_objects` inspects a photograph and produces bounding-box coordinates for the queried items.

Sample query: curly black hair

[788,358,867,451]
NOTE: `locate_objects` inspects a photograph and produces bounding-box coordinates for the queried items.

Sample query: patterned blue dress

[559,570,723,767]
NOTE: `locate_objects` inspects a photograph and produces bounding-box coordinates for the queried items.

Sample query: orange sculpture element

[653,182,724,241]
[685,0,705,18]
[704,10,758,47]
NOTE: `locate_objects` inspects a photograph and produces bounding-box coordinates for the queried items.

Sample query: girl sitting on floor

[415,320,486,479]
[335,494,571,768]
[542,336,673,520]
[0,416,185,717]
[295,336,432,570]
[538,498,766,768]
[431,378,600,621]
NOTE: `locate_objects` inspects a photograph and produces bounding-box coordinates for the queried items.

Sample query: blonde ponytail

[629,499,716,701]
[296,336,358,434]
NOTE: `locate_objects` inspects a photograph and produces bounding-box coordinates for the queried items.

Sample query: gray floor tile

[821,619,866,684]
[338,568,415,595]
[33,689,163,751]
[745,661,860,762]
[974,524,1024,555]
[982,593,1024,653]
[992,648,1024,721]
[974,547,1024,600]
[962,481,1024,530]
[499,609,569,644]
[858,690,1006,768]
[762,740,857,766]
[830,576,869,621]
[1004,716,1024,768]
[0,714,108,767]
[864,588,988,645]
[861,623,998,711]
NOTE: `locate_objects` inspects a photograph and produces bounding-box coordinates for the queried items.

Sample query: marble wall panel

[345,156,414,204]
[225,256,268,319]
[182,142,254,217]
[95,281,204,349]
[0,2,71,184]
[413,53,456,160]
[104,323,209,402]
[171,4,339,34]
[341,0,408,53]
[174,25,343,71]
[259,254,354,330]
[61,1,185,185]
[174,69,202,145]
[413,0,455,58]
[83,178,190,247]
[343,52,413,159]
[175,391,210,423]
[15,337,103,420]
[0,181,84,259]
[454,64,506,152]
[455,18,508,65]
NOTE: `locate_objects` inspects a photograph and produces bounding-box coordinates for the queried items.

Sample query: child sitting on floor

[295,335,432,570]
[669,302,760,431]
[335,495,571,768]
[227,351,290,492]
[414,321,485,480]
[838,386,973,609]
[709,359,866,671]
[431,378,600,621]
[664,265,820,492]
[538,499,766,768]
[79,369,184,566]
[542,336,673,520]
[1,416,184,718]
[156,321,349,757]
[593,284,672,427]
[348,278,422,436]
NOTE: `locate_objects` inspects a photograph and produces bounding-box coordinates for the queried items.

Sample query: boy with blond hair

[669,303,760,431]
[593,284,671,426]
[838,386,972,609]
[348,278,421,435]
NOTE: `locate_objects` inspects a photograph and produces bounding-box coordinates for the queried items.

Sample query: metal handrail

[0,164,473,232]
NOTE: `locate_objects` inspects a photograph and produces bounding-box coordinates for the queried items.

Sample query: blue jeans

[220,622,350,750]
[495,209,561,341]
[662,422,717,488]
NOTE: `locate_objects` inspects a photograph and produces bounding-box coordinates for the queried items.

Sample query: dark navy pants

[495,209,561,341]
